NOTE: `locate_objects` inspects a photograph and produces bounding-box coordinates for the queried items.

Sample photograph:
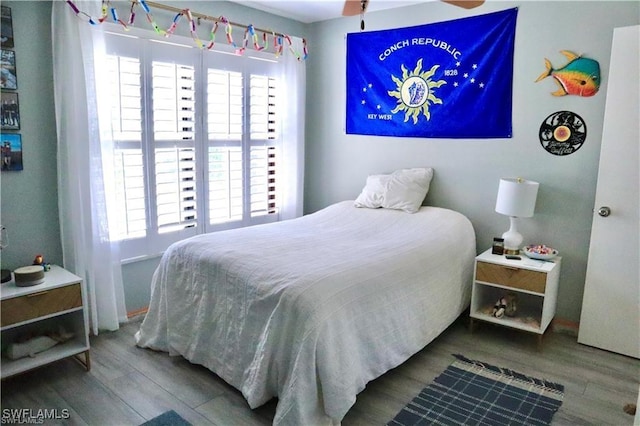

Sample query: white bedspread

[135,201,476,425]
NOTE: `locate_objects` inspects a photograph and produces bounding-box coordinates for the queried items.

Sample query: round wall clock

[539,111,587,156]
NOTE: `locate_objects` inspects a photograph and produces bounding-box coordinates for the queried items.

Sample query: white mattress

[135,201,476,425]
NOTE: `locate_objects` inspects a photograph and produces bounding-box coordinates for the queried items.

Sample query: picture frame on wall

[1,92,19,130]
[1,6,13,49]
[1,133,23,171]
[1,49,17,90]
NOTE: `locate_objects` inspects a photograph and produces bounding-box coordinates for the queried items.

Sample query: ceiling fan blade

[343,0,369,16]
[442,0,485,9]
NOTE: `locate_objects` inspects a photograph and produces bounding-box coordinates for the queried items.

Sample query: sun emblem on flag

[388,59,446,124]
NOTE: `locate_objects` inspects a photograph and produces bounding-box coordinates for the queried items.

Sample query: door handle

[597,206,611,217]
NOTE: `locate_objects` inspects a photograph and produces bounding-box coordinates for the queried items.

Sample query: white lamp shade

[495,178,539,218]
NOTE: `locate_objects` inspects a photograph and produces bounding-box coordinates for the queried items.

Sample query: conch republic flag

[346,8,518,138]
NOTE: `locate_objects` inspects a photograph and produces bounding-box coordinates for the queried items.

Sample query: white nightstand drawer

[476,261,546,293]
[1,283,82,327]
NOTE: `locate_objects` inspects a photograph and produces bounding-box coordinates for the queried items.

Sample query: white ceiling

[229,0,428,24]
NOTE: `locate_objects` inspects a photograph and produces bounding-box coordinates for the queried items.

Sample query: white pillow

[353,174,390,209]
[354,168,434,213]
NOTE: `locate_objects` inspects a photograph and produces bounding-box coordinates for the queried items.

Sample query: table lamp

[495,177,539,255]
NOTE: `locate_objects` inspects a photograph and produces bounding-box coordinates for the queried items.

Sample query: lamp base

[502,216,524,256]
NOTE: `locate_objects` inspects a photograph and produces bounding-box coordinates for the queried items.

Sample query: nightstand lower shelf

[469,313,552,350]
[1,340,90,378]
[470,312,543,334]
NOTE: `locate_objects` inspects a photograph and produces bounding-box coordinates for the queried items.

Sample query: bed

[135,192,476,425]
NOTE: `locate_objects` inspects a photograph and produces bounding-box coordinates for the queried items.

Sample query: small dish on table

[523,245,558,260]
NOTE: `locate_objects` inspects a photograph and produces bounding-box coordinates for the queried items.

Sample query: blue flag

[346,8,518,138]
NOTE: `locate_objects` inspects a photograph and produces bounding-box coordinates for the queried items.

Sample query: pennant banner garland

[65,0,307,60]
[346,8,518,138]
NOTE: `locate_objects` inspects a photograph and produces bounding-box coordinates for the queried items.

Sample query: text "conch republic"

[379,38,462,61]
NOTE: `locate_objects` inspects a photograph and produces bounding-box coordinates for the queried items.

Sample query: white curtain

[279,37,306,220]
[52,1,127,334]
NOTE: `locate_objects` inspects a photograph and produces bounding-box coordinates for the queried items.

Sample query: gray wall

[1,1,638,323]
[304,1,639,323]
[0,2,62,270]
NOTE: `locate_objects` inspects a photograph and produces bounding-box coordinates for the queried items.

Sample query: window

[103,31,283,260]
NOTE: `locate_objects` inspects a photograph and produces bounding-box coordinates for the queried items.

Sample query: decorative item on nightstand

[13,265,45,287]
[524,244,558,260]
[495,177,539,255]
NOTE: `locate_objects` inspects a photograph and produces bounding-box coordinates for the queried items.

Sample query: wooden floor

[2,315,638,425]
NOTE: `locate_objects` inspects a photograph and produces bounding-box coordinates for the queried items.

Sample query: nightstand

[1,265,90,379]
[469,248,561,349]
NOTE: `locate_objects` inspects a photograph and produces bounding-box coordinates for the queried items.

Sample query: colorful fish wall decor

[535,50,601,97]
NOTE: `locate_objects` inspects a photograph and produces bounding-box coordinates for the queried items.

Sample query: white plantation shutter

[207,69,244,224]
[109,56,143,141]
[152,62,196,141]
[101,29,299,261]
[154,147,197,232]
[112,150,146,238]
[204,61,280,229]
[249,74,278,217]
[105,41,147,241]
[250,146,277,216]
[249,75,277,140]
[207,69,243,140]
[151,60,198,233]
[208,147,243,223]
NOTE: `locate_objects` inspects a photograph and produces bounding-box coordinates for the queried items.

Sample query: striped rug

[388,354,564,425]
[141,410,191,426]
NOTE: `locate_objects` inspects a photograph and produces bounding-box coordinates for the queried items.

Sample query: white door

[577,25,639,359]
